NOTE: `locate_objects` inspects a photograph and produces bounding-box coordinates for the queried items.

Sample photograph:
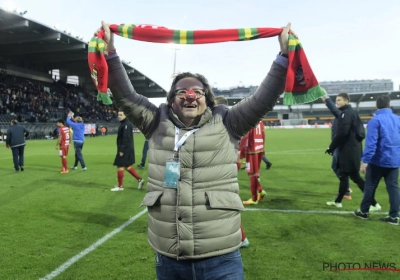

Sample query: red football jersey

[238,133,249,159]
[246,121,265,154]
[58,126,70,147]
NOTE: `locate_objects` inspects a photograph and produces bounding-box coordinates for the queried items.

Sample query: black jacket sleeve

[325,98,341,119]
[329,110,352,151]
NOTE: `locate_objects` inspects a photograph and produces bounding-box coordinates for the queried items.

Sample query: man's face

[56,122,62,127]
[171,77,207,125]
[118,112,126,121]
[336,96,348,108]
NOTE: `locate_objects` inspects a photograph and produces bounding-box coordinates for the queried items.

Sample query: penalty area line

[244,208,384,215]
[39,208,148,280]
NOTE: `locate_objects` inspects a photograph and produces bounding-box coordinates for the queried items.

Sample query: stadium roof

[0,8,167,98]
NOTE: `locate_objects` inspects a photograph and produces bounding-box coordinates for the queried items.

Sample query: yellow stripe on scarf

[122,25,129,38]
[179,30,187,44]
[243,28,252,40]
[288,38,300,47]
[89,41,104,51]
[88,41,97,48]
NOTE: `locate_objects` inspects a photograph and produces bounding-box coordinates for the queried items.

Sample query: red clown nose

[185,89,197,103]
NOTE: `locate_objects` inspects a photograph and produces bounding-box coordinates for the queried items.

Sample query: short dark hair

[337,93,350,102]
[214,96,228,105]
[57,119,65,125]
[167,72,215,108]
[376,95,390,109]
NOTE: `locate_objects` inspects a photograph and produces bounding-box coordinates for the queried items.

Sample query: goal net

[281,119,308,126]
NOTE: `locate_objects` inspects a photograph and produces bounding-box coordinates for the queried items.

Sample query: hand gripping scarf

[88,24,325,105]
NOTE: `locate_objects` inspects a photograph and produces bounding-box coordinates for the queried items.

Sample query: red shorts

[246,153,263,176]
[59,146,69,157]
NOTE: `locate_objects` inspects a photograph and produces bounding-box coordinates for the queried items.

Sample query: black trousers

[335,171,376,205]
[11,145,25,171]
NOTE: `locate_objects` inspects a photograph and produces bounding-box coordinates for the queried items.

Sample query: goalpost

[280,119,308,126]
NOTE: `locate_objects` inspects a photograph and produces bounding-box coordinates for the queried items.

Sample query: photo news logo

[323,262,400,272]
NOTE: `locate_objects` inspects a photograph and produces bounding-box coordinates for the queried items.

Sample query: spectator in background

[90,126,96,137]
[66,112,87,171]
[354,95,400,225]
[137,139,149,169]
[321,91,352,200]
[262,152,272,170]
[111,111,145,191]
[6,119,29,172]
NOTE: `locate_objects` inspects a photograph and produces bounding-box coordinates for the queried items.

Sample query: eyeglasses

[174,88,205,99]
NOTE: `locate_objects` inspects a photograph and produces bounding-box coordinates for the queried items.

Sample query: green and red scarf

[88,24,324,105]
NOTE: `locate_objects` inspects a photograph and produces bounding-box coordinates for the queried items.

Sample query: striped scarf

[88,24,324,105]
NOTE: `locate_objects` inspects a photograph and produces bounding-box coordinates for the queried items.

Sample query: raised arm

[322,96,341,118]
[223,61,286,139]
[222,23,292,139]
[66,116,78,130]
[100,22,160,139]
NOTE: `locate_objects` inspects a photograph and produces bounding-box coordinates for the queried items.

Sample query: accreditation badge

[163,157,180,188]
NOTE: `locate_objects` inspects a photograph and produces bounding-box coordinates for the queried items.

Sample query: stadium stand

[0,8,167,138]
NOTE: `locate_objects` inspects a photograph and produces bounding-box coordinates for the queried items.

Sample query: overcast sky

[2,0,400,91]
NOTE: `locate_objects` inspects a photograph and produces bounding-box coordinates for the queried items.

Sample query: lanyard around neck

[174,126,199,152]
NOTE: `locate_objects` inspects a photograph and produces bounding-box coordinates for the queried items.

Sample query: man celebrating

[56,119,71,174]
[6,120,29,172]
[99,21,293,279]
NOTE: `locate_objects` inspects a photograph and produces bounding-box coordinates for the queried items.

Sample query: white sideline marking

[244,208,383,215]
[267,148,322,155]
[39,208,148,280]
[0,149,323,161]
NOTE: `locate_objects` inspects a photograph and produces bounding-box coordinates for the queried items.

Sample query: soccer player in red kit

[56,119,71,174]
[243,120,267,205]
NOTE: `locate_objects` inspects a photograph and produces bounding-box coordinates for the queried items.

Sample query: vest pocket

[205,191,245,211]
[140,191,164,207]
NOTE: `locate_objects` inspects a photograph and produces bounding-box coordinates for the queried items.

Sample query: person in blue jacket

[354,95,400,225]
[66,112,87,171]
